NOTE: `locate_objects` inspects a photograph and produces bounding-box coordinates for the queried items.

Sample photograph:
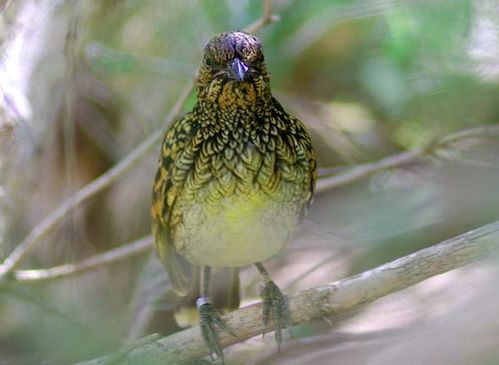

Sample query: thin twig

[243,0,279,34]
[316,125,499,194]
[11,236,152,284]
[0,80,195,278]
[77,219,499,365]
[436,125,499,144]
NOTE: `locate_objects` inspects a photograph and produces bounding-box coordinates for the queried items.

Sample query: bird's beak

[231,57,249,81]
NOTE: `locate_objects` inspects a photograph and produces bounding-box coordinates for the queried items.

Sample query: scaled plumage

[151,32,316,361]
[152,31,316,295]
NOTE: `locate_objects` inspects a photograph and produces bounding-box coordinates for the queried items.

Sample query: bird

[151,31,316,363]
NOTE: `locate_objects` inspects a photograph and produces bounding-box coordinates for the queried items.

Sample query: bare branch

[316,125,499,194]
[0,81,194,278]
[11,236,152,284]
[435,125,499,144]
[77,220,499,365]
[243,0,279,34]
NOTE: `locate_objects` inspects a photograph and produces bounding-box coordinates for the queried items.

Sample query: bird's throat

[217,81,258,110]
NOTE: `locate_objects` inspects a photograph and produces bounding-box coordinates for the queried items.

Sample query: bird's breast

[171,183,303,268]
[169,130,310,267]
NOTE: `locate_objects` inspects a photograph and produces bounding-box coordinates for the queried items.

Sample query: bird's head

[197,31,271,108]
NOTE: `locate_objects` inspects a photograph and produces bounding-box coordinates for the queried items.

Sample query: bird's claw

[197,297,234,364]
[261,281,292,352]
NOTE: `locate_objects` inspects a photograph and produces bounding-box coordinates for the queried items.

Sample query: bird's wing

[151,112,198,296]
[293,113,317,204]
[271,97,317,205]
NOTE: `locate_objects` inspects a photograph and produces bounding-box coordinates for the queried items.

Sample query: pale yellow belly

[171,189,302,268]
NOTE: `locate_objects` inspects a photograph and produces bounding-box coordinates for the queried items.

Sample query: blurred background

[1,0,499,364]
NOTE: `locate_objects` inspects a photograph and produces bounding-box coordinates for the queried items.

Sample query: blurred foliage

[1,0,499,364]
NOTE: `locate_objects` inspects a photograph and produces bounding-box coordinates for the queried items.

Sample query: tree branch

[0,81,194,278]
[243,0,279,34]
[78,220,499,365]
[316,125,499,194]
[10,236,152,284]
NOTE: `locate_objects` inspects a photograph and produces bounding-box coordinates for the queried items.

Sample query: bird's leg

[197,266,233,364]
[255,262,292,352]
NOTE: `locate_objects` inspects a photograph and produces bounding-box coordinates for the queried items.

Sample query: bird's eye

[248,52,263,65]
[237,46,263,65]
[205,57,217,68]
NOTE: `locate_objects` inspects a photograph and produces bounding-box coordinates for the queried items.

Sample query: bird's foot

[197,297,234,364]
[261,280,292,352]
